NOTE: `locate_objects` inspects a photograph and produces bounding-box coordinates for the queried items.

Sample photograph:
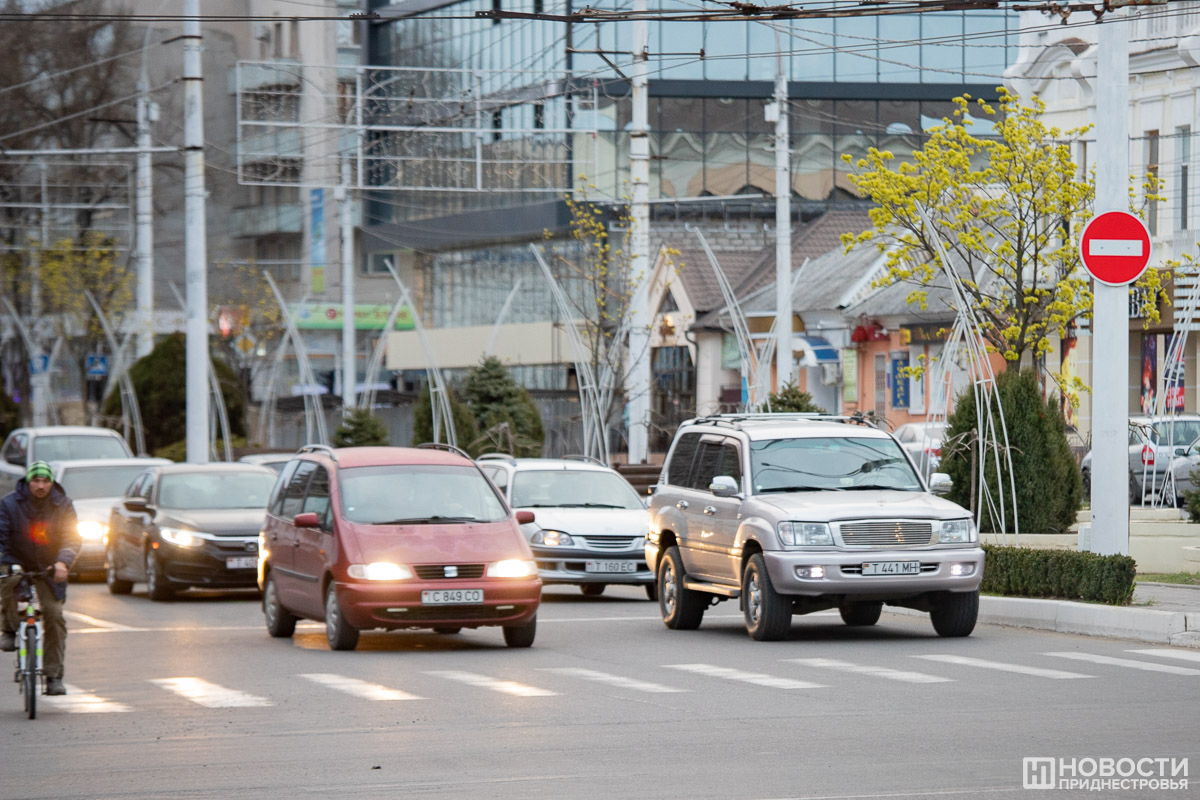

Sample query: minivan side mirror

[929,473,953,496]
[515,510,535,525]
[293,512,320,528]
[710,475,740,498]
[123,496,149,513]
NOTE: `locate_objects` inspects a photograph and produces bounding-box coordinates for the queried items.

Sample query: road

[3,583,1198,800]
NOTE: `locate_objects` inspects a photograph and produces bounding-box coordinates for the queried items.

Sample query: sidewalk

[887,582,1200,648]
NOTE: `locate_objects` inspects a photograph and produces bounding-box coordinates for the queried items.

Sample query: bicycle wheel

[23,626,37,720]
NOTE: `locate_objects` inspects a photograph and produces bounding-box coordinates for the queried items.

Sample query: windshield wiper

[839,484,917,491]
[372,515,480,524]
[558,502,626,508]
[758,485,840,493]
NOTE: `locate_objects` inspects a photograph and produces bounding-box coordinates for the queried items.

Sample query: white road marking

[1128,648,1200,664]
[42,685,132,713]
[424,670,557,697]
[913,654,1093,680]
[150,677,273,707]
[300,673,422,701]
[665,663,825,689]
[1045,652,1200,676]
[64,610,138,631]
[786,657,951,684]
[537,667,687,693]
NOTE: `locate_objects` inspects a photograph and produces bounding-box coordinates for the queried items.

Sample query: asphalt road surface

[3,583,1198,800]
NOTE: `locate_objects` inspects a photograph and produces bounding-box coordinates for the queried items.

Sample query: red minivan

[258,444,542,650]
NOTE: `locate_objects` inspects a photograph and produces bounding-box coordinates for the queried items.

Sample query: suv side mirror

[709,475,740,498]
[6,454,23,467]
[929,473,953,496]
[515,510,535,525]
[1175,447,1188,457]
[123,497,149,513]
[293,512,320,528]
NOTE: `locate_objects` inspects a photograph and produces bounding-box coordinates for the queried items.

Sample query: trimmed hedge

[981,544,1136,606]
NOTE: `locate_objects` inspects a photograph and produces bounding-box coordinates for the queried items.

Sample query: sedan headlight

[160,527,204,547]
[778,521,834,546]
[486,559,538,578]
[347,562,414,581]
[936,518,977,544]
[530,530,575,547]
[77,519,107,542]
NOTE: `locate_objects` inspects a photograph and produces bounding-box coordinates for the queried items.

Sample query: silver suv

[646,414,984,641]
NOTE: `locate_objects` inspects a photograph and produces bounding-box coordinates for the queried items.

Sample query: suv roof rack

[297,443,337,461]
[690,412,889,430]
[476,452,517,463]
[417,442,471,459]
[562,454,606,466]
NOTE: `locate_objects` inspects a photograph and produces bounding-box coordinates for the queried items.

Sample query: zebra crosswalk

[32,646,1200,715]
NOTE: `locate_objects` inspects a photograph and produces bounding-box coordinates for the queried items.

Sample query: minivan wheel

[658,546,705,630]
[502,615,536,648]
[145,549,175,602]
[263,573,297,638]
[580,584,606,597]
[325,583,359,651]
[742,553,792,641]
[839,601,883,627]
[930,590,979,638]
[106,547,132,595]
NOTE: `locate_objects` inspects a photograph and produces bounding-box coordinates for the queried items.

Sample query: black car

[105,463,277,600]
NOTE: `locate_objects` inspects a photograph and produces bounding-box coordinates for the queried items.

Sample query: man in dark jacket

[0,460,80,695]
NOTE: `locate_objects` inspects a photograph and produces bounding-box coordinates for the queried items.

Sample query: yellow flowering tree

[842,89,1165,382]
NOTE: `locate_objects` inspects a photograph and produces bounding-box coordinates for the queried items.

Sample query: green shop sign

[291,303,415,330]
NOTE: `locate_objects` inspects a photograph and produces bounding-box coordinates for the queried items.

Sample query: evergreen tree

[462,356,544,457]
[412,385,478,452]
[766,383,825,413]
[939,369,1080,533]
[333,408,390,447]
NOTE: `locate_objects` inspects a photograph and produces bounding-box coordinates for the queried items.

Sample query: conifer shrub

[765,382,825,413]
[333,408,389,447]
[412,385,479,453]
[461,356,544,457]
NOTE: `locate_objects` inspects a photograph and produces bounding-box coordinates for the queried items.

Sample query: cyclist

[0,460,79,696]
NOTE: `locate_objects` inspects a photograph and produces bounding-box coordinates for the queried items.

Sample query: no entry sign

[1080,211,1152,286]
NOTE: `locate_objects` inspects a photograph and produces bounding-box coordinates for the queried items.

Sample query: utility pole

[337,159,355,412]
[135,86,156,359]
[624,0,651,464]
[772,28,792,392]
[1088,10,1130,555]
[30,160,49,427]
[183,0,210,463]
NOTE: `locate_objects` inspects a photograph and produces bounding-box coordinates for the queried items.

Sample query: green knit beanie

[25,461,53,481]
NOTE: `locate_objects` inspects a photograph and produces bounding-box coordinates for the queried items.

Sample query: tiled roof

[664,246,768,314]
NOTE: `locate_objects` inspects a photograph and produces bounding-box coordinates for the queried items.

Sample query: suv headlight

[936,518,976,544]
[160,527,203,547]
[77,519,107,542]
[530,530,575,547]
[778,521,833,546]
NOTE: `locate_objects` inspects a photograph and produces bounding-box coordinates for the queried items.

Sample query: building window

[492,0,501,24]
[1146,130,1159,236]
[1179,125,1191,231]
[533,102,545,130]
[492,109,503,142]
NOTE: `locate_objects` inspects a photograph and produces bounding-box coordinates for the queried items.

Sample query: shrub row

[981,544,1136,606]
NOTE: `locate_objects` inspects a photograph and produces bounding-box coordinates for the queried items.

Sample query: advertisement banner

[842,349,858,404]
[1165,333,1186,411]
[292,303,416,330]
[1140,334,1157,413]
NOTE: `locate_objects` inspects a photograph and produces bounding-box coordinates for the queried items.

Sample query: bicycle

[5,565,51,720]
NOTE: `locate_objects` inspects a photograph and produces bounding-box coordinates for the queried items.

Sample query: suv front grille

[413,564,486,579]
[839,521,932,546]
[575,535,643,550]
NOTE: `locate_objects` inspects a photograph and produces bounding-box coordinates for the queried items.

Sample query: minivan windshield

[511,469,644,509]
[159,471,277,509]
[33,435,130,462]
[59,465,150,499]
[339,464,508,524]
[751,436,922,493]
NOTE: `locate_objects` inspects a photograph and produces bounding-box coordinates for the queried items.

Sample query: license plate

[861,561,920,576]
[226,556,258,569]
[585,560,637,573]
[421,589,484,605]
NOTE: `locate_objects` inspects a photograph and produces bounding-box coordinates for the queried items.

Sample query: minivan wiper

[757,485,840,493]
[372,515,480,524]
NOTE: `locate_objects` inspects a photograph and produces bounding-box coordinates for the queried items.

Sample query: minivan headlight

[487,559,538,578]
[347,562,414,581]
[937,518,976,543]
[530,530,575,547]
[778,521,833,546]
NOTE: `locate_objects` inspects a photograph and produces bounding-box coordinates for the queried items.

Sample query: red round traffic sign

[1079,211,1151,286]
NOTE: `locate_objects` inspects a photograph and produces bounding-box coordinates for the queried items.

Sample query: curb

[885,596,1200,648]
[1137,581,1200,591]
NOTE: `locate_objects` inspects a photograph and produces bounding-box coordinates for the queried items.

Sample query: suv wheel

[839,601,883,627]
[145,550,175,602]
[502,615,536,648]
[644,583,658,602]
[106,546,132,595]
[930,590,979,637]
[325,583,360,651]
[658,546,705,630]
[263,573,297,638]
[742,553,791,641]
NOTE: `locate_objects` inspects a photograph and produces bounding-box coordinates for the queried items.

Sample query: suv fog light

[949,563,975,577]
[795,565,825,579]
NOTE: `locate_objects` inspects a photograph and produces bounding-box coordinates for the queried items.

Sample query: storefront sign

[842,349,858,404]
[890,351,910,409]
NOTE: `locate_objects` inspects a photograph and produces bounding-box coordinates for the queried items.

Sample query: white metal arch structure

[82,290,146,456]
[264,272,329,446]
[168,283,233,462]
[360,292,411,412]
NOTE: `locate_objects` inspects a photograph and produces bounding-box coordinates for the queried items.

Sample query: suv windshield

[159,472,277,509]
[1150,420,1200,448]
[59,465,149,499]
[511,469,643,509]
[751,436,922,493]
[340,464,508,524]
[33,435,129,462]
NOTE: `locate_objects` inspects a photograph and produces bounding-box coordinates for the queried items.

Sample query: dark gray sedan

[105,463,277,601]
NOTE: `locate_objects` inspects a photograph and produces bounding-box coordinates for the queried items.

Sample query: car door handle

[703,506,717,515]
[676,500,689,510]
